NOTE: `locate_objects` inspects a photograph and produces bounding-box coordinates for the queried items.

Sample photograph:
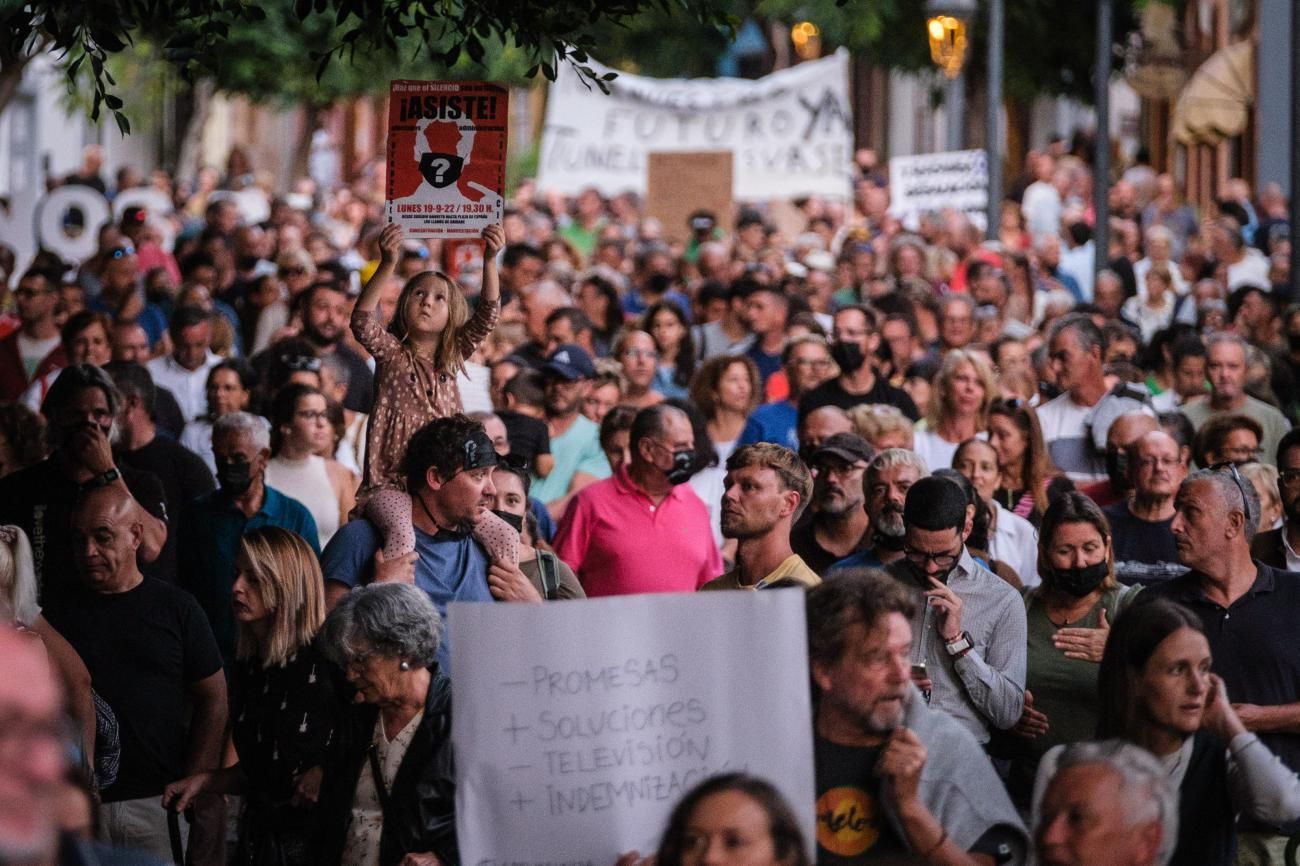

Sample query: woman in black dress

[164,526,340,865]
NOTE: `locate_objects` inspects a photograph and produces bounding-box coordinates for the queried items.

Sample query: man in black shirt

[1104,430,1188,586]
[790,434,874,575]
[0,364,167,603]
[1146,467,1300,861]
[799,306,919,422]
[107,362,215,583]
[256,283,373,412]
[44,485,225,862]
[807,570,1026,865]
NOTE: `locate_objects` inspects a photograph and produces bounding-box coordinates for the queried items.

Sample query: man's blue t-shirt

[737,401,799,450]
[320,519,494,668]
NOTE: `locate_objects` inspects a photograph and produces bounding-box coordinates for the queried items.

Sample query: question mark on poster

[430,157,452,185]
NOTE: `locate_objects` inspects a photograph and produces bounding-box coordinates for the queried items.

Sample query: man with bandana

[322,413,537,669]
[886,476,1027,746]
[0,363,167,604]
[553,404,721,596]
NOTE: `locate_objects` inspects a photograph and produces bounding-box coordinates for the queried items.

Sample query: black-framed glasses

[1280,469,1300,488]
[902,545,962,569]
[1209,461,1254,523]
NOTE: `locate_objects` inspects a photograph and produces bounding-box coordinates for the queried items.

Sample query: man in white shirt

[1021,155,1066,239]
[1037,313,1111,483]
[1210,218,1270,290]
[147,306,220,423]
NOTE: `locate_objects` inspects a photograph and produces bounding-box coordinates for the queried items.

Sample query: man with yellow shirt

[701,442,820,590]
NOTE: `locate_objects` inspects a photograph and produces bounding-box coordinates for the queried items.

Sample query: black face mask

[216,459,254,496]
[1051,560,1109,597]
[1105,449,1128,490]
[664,450,696,485]
[1288,332,1300,353]
[830,341,866,374]
[492,509,524,533]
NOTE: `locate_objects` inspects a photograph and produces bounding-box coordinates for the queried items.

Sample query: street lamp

[925,0,976,151]
[791,21,822,61]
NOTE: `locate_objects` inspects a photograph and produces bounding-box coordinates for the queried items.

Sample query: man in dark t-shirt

[799,306,918,422]
[807,571,1027,864]
[108,362,216,584]
[44,485,225,863]
[0,365,168,603]
[1104,430,1188,586]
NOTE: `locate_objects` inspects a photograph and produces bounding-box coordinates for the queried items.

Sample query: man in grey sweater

[807,568,1027,866]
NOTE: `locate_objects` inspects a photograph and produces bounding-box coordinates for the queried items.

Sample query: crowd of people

[3,136,1300,866]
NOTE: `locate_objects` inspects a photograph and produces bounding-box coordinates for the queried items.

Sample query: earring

[399,661,411,671]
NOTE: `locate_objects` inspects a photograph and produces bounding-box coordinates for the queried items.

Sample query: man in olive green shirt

[701,443,821,591]
[1180,333,1292,466]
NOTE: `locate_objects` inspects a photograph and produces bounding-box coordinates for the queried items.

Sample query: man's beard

[305,322,341,347]
[873,507,905,538]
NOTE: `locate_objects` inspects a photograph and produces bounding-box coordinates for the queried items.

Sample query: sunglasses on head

[108,245,136,259]
[1208,461,1254,524]
[280,354,322,373]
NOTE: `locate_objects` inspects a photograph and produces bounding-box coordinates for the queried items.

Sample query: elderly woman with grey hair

[318,583,456,866]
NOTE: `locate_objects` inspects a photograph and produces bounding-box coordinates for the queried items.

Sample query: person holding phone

[887,476,1027,747]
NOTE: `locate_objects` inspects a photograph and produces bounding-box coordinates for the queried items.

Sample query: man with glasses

[799,305,919,422]
[739,335,835,450]
[1252,428,1300,570]
[553,404,720,596]
[1180,333,1291,466]
[889,476,1026,745]
[790,433,875,575]
[1146,466,1300,863]
[1105,430,1189,586]
[530,344,611,516]
[0,269,65,401]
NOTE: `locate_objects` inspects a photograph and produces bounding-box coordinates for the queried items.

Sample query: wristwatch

[81,467,121,491]
[944,631,974,659]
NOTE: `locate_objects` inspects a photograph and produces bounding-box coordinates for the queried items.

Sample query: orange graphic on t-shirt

[816,786,880,856]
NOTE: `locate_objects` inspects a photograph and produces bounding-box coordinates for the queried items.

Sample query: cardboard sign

[888,149,989,232]
[538,51,853,201]
[644,151,734,245]
[450,591,816,866]
[386,81,508,239]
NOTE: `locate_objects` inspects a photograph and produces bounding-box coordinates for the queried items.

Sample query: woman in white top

[181,359,257,474]
[912,348,996,474]
[1123,264,1178,344]
[265,383,357,546]
[953,437,1041,586]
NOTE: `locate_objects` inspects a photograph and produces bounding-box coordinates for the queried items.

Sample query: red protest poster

[385,80,508,239]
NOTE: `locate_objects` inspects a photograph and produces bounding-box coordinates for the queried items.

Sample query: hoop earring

[399,661,411,671]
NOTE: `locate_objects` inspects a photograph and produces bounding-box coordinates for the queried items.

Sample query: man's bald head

[801,406,854,451]
[71,486,144,593]
[1106,411,1159,451]
[0,627,64,863]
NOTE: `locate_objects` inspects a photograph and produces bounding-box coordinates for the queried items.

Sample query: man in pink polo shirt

[553,404,721,596]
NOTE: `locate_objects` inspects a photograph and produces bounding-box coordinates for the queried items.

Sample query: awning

[1171,40,1253,145]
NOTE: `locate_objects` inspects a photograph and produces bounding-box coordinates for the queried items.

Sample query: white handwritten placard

[450,590,815,866]
[889,148,989,232]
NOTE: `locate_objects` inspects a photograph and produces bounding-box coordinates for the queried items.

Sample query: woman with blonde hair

[847,403,914,452]
[165,526,340,866]
[912,348,998,473]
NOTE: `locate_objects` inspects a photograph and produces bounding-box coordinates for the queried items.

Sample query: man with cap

[790,432,876,575]
[530,343,612,517]
[322,414,541,668]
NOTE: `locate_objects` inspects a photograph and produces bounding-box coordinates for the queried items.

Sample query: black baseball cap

[813,433,875,466]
